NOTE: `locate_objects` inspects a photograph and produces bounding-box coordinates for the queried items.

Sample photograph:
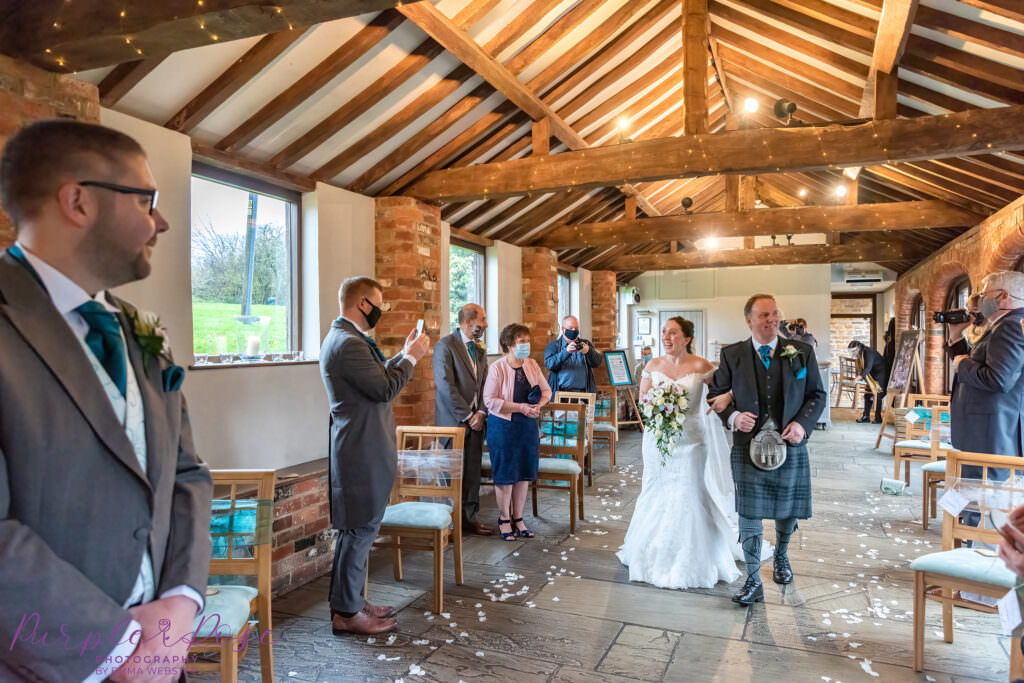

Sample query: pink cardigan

[483,356,552,420]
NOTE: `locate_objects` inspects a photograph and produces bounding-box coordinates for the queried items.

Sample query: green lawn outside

[192,301,289,355]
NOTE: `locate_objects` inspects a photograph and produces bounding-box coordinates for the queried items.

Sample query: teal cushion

[910,548,1016,588]
[538,457,582,475]
[193,585,258,638]
[895,439,952,450]
[382,502,453,529]
[922,461,947,473]
[593,423,616,433]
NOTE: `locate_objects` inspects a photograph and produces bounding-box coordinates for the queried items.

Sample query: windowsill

[188,359,319,371]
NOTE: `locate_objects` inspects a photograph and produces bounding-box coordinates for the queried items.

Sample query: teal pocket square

[162,365,185,392]
[796,367,807,380]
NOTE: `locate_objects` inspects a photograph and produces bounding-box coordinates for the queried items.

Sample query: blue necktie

[759,344,772,370]
[365,335,385,362]
[467,340,476,362]
[76,301,127,396]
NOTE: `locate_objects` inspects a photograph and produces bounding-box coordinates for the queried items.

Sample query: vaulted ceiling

[14,0,1024,283]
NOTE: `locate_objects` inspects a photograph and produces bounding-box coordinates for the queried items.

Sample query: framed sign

[887,329,921,395]
[604,349,634,386]
[637,317,652,335]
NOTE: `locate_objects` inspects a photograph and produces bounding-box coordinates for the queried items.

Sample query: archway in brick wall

[923,261,971,394]
[895,287,921,333]
[984,224,1024,275]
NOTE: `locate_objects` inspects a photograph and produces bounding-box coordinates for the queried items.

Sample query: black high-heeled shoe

[511,517,534,538]
[497,517,516,542]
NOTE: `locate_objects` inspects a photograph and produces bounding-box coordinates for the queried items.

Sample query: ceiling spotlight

[774,98,797,124]
[744,97,759,113]
[835,184,848,198]
[680,196,693,215]
[705,237,719,249]
[616,117,630,132]
[798,188,808,198]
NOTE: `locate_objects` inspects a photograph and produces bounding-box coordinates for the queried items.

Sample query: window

[558,270,571,323]
[189,163,298,359]
[945,276,971,392]
[448,240,485,332]
[911,294,925,393]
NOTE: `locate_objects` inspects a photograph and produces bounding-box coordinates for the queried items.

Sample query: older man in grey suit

[948,271,1024,458]
[320,276,430,635]
[434,303,491,535]
[0,120,212,682]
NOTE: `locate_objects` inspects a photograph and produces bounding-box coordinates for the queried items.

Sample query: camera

[933,309,973,325]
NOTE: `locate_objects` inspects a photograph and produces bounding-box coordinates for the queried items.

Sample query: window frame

[189,161,301,360]
[448,238,486,333]
[557,269,572,325]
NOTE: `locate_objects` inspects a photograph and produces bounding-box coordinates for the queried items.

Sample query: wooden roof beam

[682,0,710,135]
[405,105,1024,202]
[97,56,167,107]
[609,243,926,271]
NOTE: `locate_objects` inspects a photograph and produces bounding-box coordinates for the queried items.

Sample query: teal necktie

[365,335,385,362]
[467,339,476,362]
[76,301,127,396]
[758,345,772,370]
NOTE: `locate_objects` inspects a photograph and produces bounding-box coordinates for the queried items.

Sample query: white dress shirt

[727,337,779,431]
[15,244,203,682]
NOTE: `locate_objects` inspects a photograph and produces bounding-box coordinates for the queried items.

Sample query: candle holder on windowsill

[234,315,270,361]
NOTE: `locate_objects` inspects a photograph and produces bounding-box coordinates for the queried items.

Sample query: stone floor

[197,412,1010,682]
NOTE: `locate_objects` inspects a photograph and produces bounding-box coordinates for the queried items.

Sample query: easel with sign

[875,329,925,450]
[604,349,644,431]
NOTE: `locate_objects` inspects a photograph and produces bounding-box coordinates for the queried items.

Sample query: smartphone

[416,319,425,335]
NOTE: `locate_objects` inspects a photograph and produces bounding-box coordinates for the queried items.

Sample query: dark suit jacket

[859,347,888,385]
[433,332,488,427]
[320,319,414,530]
[950,308,1024,457]
[544,337,603,394]
[708,337,826,446]
[0,253,213,682]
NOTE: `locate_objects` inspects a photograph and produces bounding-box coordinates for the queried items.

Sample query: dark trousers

[862,388,886,420]
[462,423,485,524]
[329,506,385,614]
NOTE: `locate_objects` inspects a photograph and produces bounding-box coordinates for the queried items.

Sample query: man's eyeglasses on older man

[78,181,158,215]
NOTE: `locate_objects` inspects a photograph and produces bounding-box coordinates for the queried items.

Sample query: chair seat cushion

[537,457,582,475]
[593,423,616,433]
[922,460,947,473]
[910,547,1016,588]
[193,585,258,638]
[895,439,952,450]
[382,502,453,529]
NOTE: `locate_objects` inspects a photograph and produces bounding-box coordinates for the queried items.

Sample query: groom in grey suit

[434,303,490,535]
[320,276,429,635]
[0,120,212,682]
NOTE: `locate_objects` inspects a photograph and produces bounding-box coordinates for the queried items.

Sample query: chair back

[838,356,858,381]
[553,390,596,443]
[393,426,464,515]
[594,385,619,429]
[209,470,276,583]
[539,403,587,468]
[942,450,1024,550]
[908,393,950,409]
[903,406,950,446]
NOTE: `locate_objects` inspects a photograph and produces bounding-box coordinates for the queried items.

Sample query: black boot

[732,576,764,606]
[773,518,797,585]
[772,554,793,584]
[855,414,871,423]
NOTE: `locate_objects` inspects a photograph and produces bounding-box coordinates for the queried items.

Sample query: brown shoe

[462,520,493,536]
[360,602,395,619]
[331,610,397,635]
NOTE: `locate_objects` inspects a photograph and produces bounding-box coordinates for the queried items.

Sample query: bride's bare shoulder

[690,356,714,374]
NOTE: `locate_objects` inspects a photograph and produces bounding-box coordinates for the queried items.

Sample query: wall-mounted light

[680,197,693,215]
[773,98,797,125]
[744,97,759,113]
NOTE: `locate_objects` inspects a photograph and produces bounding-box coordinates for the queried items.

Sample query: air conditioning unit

[844,270,884,286]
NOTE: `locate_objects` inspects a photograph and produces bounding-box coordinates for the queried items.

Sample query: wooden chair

[553,391,596,486]
[922,459,947,531]
[893,406,952,485]
[375,426,464,613]
[190,469,276,683]
[533,403,587,533]
[912,450,1024,680]
[592,385,619,471]
[833,356,862,408]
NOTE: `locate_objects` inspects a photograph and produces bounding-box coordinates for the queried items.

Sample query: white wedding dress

[617,369,767,589]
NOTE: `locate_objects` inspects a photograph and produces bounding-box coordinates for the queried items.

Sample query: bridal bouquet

[640,383,689,465]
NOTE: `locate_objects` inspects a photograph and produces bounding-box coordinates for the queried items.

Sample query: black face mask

[361,297,383,329]
[564,329,579,341]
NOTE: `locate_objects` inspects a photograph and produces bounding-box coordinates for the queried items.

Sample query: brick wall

[521,246,559,361]
[895,195,1024,393]
[590,271,617,384]
[830,317,871,368]
[374,196,442,426]
[0,54,100,244]
[271,473,334,596]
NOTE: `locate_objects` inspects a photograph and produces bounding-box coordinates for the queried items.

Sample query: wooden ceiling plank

[504,0,607,76]
[2,0,410,72]
[914,4,1024,60]
[956,0,1024,24]
[98,56,167,107]
[540,200,979,249]
[766,0,878,39]
[609,242,925,271]
[404,105,1024,202]
[903,35,1024,103]
[480,0,567,60]
[866,165,996,216]
[683,0,710,135]
[732,0,874,53]
[903,159,1020,204]
[215,9,405,152]
[165,29,305,133]
[871,0,919,74]
[567,56,680,136]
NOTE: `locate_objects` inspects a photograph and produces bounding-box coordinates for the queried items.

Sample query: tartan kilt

[730,441,812,520]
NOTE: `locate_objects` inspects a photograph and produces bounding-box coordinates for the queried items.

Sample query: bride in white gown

[617,316,768,589]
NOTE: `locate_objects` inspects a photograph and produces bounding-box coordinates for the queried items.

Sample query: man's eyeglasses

[78,181,158,215]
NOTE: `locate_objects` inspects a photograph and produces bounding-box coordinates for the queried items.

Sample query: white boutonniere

[121,307,171,374]
[779,344,802,367]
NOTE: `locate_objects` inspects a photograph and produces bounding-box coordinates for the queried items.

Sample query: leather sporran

[749,417,787,471]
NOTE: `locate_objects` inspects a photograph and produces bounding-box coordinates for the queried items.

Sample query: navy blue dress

[486,366,540,485]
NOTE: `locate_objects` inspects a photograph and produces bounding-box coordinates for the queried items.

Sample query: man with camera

[545,315,603,394]
[945,271,1024,459]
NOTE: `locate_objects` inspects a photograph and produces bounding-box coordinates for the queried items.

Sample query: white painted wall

[485,240,522,354]
[573,267,593,338]
[100,109,375,470]
[631,264,832,363]
[876,284,896,345]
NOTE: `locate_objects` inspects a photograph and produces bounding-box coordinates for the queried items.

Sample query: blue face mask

[514,342,531,359]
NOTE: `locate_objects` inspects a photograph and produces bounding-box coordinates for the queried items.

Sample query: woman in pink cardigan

[483,323,552,541]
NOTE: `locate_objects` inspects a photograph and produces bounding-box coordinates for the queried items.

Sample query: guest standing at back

[320,276,430,635]
[545,315,603,393]
[484,324,551,541]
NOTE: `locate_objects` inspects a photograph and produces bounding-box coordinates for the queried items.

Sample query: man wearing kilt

[708,294,826,606]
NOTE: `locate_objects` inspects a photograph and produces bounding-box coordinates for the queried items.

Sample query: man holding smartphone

[544,315,603,394]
